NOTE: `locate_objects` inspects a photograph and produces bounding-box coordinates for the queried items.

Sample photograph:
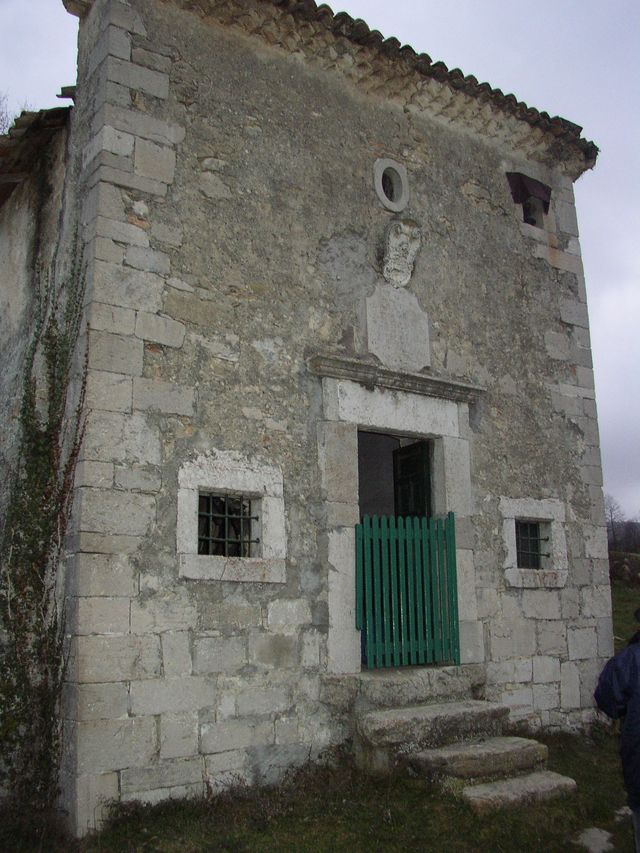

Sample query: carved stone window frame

[177,451,286,583]
[500,496,568,589]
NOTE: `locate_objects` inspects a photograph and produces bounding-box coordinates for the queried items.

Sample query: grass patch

[611,577,640,652]
[23,729,627,853]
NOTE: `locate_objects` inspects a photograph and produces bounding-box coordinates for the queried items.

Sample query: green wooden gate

[355,512,460,669]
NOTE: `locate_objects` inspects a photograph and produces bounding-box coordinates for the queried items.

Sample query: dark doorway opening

[357,431,432,520]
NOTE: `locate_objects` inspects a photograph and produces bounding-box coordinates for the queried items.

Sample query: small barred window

[198,493,259,557]
[515,520,549,569]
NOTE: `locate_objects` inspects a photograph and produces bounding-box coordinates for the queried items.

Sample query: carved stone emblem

[382,219,422,287]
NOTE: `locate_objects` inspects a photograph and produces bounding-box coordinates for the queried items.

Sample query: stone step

[407,736,548,781]
[355,700,509,772]
[357,700,509,751]
[321,664,484,715]
[462,770,577,814]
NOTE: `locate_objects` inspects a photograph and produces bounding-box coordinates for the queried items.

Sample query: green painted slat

[447,512,461,665]
[363,516,375,670]
[389,517,401,666]
[371,516,383,669]
[420,517,433,663]
[355,523,363,631]
[428,517,441,663]
[413,517,426,664]
[380,516,391,667]
[397,517,409,666]
[437,518,450,664]
[405,518,417,664]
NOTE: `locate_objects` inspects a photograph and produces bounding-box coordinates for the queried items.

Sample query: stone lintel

[308,353,486,405]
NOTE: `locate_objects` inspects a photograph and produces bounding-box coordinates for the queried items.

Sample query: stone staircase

[321,666,576,813]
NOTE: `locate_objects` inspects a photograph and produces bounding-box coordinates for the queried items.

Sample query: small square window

[515,519,549,570]
[198,493,259,557]
[506,172,551,229]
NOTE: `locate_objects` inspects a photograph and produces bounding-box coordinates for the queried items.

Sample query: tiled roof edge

[62,0,598,170]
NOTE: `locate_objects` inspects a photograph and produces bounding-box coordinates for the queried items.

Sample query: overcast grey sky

[1,0,638,516]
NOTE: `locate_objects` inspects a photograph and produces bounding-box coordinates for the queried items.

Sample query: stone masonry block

[114,465,161,492]
[125,246,171,275]
[200,719,274,754]
[536,621,567,657]
[160,711,199,760]
[193,636,247,674]
[78,487,155,536]
[267,599,311,633]
[132,377,195,416]
[73,634,161,683]
[249,632,298,669]
[560,661,581,709]
[581,586,612,619]
[489,618,535,659]
[95,235,125,263]
[89,165,168,197]
[162,631,192,677]
[120,757,203,795]
[533,683,559,711]
[301,630,321,668]
[73,597,130,635]
[134,138,176,183]
[533,656,561,683]
[203,749,251,786]
[75,716,157,774]
[236,687,291,717]
[90,302,136,336]
[85,371,133,412]
[597,616,614,658]
[135,312,186,348]
[92,261,164,312]
[131,47,173,74]
[106,0,148,36]
[131,589,197,634]
[555,199,580,236]
[94,215,149,247]
[94,104,185,146]
[106,57,169,99]
[67,771,119,834]
[560,299,589,328]
[69,682,130,721]
[317,421,358,504]
[88,329,143,376]
[76,460,114,490]
[583,525,608,559]
[522,590,561,620]
[75,531,143,556]
[198,595,262,631]
[456,549,477,620]
[88,23,131,75]
[73,552,137,598]
[82,411,161,466]
[130,677,216,715]
[487,659,532,684]
[83,125,135,167]
[82,182,125,226]
[568,626,598,660]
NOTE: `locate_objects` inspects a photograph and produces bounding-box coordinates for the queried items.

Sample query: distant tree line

[605,493,640,553]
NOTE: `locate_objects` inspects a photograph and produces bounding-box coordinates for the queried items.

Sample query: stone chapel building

[0,0,611,834]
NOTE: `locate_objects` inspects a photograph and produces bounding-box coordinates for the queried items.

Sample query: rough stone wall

[0,126,70,519]
[60,0,609,833]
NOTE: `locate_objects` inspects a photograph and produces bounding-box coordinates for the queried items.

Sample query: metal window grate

[198,493,259,557]
[515,520,549,569]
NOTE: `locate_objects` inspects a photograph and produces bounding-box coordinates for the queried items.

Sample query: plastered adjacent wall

[53,0,610,833]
